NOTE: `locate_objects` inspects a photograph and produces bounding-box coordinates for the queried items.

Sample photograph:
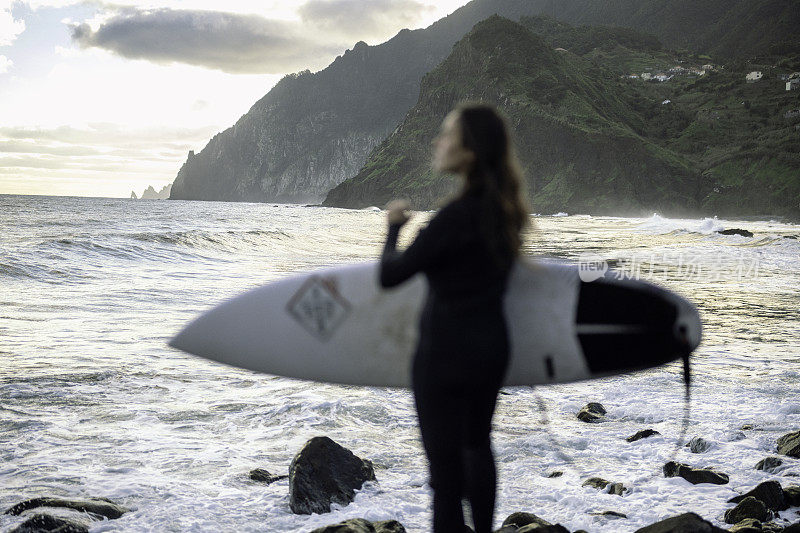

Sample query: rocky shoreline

[4,405,799,532]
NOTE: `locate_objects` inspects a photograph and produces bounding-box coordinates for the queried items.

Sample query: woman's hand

[386,199,411,226]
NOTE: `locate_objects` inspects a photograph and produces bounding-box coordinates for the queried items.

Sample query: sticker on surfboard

[286,276,352,340]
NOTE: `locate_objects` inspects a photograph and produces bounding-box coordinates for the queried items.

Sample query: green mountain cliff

[169,0,548,202]
[323,16,800,217]
[170,0,798,205]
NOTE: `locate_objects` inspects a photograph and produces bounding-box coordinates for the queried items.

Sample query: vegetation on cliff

[170,0,798,208]
[324,15,800,218]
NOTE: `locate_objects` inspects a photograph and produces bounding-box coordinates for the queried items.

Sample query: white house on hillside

[746,71,763,82]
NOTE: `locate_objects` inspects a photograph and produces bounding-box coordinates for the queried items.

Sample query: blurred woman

[380,102,528,532]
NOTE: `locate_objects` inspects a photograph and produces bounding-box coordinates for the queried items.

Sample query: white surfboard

[169,259,701,388]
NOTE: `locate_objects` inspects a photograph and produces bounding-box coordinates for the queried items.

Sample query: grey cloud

[0,125,208,183]
[69,8,345,73]
[299,0,433,38]
[0,140,103,157]
[0,124,216,148]
[0,155,167,173]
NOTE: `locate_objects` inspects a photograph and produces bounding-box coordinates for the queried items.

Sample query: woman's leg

[413,357,466,532]
[462,384,501,533]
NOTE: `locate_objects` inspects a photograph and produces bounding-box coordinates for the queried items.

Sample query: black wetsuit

[380,194,511,533]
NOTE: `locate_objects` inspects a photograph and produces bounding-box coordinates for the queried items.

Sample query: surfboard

[168,259,701,388]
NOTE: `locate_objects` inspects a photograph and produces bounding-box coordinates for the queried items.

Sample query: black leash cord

[530,353,692,485]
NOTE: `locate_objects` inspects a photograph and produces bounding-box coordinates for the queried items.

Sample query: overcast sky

[0,0,469,198]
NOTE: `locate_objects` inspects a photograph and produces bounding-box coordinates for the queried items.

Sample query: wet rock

[501,512,551,529]
[581,477,625,495]
[576,403,606,423]
[785,485,800,506]
[728,481,787,512]
[741,424,756,430]
[308,518,405,533]
[755,457,783,473]
[778,430,800,458]
[726,431,748,442]
[517,525,569,533]
[545,471,563,478]
[626,429,660,442]
[9,514,90,533]
[760,521,786,533]
[663,461,729,485]
[249,468,288,484]
[588,510,627,518]
[717,228,753,237]
[633,512,726,532]
[288,436,376,514]
[724,496,771,524]
[3,498,128,519]
[784,522,800,533]
[686,436,713,453]
[727,518,762,532]
[517,524,569,533]
[493,527,517,533]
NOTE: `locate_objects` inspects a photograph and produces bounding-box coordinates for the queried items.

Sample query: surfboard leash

[529,353,693,488]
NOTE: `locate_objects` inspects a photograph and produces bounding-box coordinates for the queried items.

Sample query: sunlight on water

[1,196,798,532]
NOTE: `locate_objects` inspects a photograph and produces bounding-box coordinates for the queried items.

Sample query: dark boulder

[518,525,569,533]
[727,518,763,532]
[545,471,563,478]
[249,468,288,484]
[727,481,787,512]
[717,228,753,237]
[633,512,727,532]
[760,521,787,533]
[785,485,800,506]
[755,457,783,473]
[627,429,660,442]
[308,518,405,533]
[784,522,800,533]
[778,430,800,458]
[576,403,606,423]
[588,510,627,518]
[723,496,771,524]
[288,436,376,514]
[663,461,729,485]
[686,436,713,453]
[3,498,128,519]
[9,514,90,533]
[501,512,551,529]
[581,477,625,495]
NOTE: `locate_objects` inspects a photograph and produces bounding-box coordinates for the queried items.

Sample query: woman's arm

[380,203,457,288]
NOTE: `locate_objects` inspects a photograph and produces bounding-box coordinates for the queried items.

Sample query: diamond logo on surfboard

[286,276,352,340]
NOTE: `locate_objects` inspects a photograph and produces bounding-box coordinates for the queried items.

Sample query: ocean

[1,194,798,532]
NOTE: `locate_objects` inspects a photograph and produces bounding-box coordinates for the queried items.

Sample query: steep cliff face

[169,0,551,202]
[171,0,798,204]
[323,16,697,215]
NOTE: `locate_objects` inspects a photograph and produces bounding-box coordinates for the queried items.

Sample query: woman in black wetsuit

[379,103,528,533]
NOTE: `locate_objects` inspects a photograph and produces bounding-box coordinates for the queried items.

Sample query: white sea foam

[0,196,798,532]
[635,213,726,235]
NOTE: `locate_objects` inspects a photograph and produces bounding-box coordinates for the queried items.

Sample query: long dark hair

[456,102,528,267]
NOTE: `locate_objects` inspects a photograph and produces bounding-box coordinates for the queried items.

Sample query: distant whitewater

[1,195,798,532]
